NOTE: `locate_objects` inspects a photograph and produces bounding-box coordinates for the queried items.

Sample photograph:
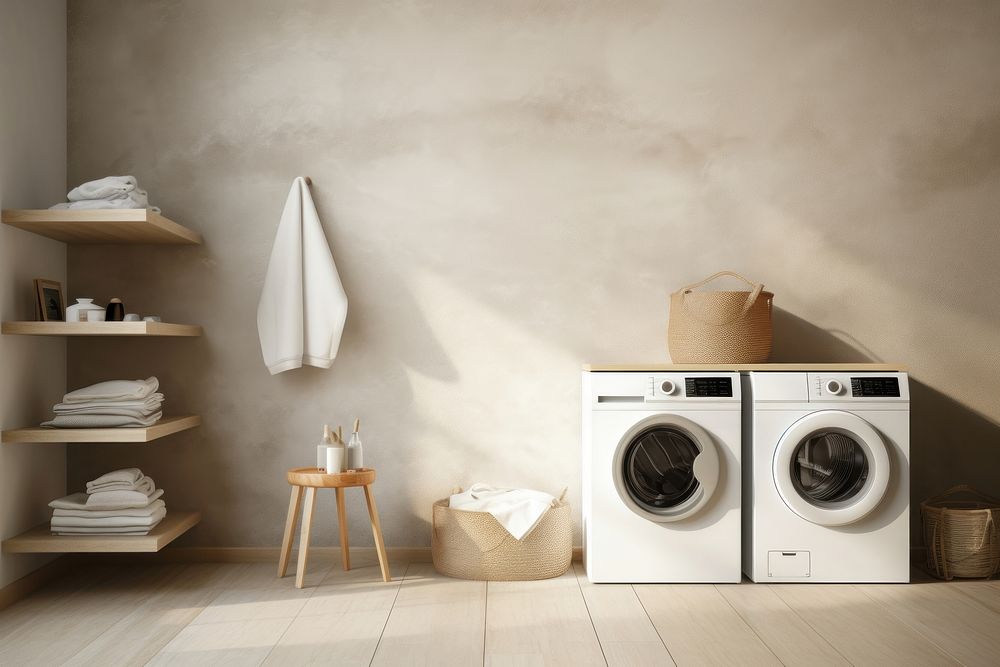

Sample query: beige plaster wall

[66,1,1000,549]
[0,0,67,586]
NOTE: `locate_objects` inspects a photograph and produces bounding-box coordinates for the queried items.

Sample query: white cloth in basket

[449,484,556,540]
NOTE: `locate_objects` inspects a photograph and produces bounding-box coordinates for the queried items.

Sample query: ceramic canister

[105,298,125,322]
[66,298,104,322]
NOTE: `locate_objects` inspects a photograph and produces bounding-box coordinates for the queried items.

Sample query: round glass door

[623,426,700,511]
[791,432,870,506]
[613,414,720,523]
[773,411,890,526]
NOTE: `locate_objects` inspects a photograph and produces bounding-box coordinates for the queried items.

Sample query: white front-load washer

[583,371,742,583]
[743,371,910,583]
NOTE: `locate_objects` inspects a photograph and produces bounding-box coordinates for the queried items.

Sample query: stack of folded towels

[48,468,166,535]
[49,175,159,211]
[42,377,163,429]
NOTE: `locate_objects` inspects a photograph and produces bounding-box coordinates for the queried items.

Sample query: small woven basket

[668,271,773,363]
[921,485,1000,580]
[431,493,572,581]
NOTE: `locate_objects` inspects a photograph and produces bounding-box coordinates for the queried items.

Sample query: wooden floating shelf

[2,321,202,337]
[1,415,201,444]
[583,363,909,372]
[1,209,202,245]
[2,511,201,553]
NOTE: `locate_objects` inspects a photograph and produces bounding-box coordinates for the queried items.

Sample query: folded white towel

[53,499,165,518]
[49,200,161,213]
[67,175,137,201]
[41,412,162,428]
[52,524,159,535]
[62,378,159,404]
[449,484,556,540]
[51,507,166,529]
[87,468,143,487]
[49,489,164,511]
[58,191,149,209]
[51,406,163,419]
[87,476,155,496]
[54,531,151,536]
[87,487,161,509]
[54,394,164,413]
[63,375,160,403]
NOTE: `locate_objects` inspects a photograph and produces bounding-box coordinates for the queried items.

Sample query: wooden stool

[278,467,391,588]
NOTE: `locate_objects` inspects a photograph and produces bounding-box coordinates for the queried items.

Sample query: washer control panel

[685,376,733,397]
[808,372,908,401]
[645,374,737,401]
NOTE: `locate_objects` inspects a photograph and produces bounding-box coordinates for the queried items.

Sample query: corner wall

[0,0,67,587]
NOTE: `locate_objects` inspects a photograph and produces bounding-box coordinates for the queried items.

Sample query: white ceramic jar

[65,298,104,322]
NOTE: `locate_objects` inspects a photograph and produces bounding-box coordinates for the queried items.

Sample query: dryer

[583,371,742,583]
[743,371,910,583]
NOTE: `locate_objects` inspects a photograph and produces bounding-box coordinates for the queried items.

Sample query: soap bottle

[347,418,363,470]
[316,424,334,469]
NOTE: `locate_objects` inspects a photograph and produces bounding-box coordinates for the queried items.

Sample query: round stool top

[287,467,376,488]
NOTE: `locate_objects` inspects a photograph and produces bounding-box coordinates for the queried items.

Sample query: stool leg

[336,487,350,571]
[295,487,317,589]
[363,484,391,582]
[278,485,304,578]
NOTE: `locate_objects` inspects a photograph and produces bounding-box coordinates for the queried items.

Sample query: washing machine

[743,371,910,583]
[583,371,742,583]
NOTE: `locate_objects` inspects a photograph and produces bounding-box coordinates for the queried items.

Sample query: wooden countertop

[583,363,908,372]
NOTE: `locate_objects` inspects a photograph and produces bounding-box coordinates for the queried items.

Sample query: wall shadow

[768,307,1000,547]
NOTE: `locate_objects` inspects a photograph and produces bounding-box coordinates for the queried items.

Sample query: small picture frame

[34,278,66,322]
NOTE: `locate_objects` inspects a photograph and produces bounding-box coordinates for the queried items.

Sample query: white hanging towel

[449,484,557,540]
[257,177,347,374]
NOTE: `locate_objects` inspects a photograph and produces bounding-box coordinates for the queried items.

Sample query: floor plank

[147,617,294,666]
[0,564,184,666]
[634,583,780,666]
[716,582,849,666]
[950,579,1000,614]
[859,581,1000,667]
[64,576,220,667]
[486,568,605,667]
[263,556,403,666]
[371,563,486,667]
[772,584,961,667]
[573,563,674,667]
[190,585,314,625]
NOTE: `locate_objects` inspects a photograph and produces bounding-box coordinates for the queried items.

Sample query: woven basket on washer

[921,485,1000,580]
[668,271,773,363]
[431,495,572,581]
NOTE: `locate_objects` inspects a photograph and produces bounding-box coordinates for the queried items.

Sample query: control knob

[825,379,843,396]
[660,380,677,395]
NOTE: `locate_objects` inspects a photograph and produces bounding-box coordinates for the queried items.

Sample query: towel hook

[303,176,312,186]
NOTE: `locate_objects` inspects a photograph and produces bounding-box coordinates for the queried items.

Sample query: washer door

[613,414,721,523]
[773,410,891,526]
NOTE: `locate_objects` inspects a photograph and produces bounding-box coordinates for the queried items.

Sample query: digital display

[685,377,733,397]
[851,377,900,397]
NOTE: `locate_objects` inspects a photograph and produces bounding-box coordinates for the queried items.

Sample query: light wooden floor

[1,555,999,666]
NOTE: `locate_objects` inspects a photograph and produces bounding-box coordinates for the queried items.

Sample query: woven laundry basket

[922,485,1000,580]
[431,494,572,581]
[668,271,773,363]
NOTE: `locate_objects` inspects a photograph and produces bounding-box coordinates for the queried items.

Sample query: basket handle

[557,487,568,504]
[677,271,765,323]
[925,484,1000,506]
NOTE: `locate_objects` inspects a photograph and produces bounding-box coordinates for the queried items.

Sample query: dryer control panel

[808,372,909,401]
